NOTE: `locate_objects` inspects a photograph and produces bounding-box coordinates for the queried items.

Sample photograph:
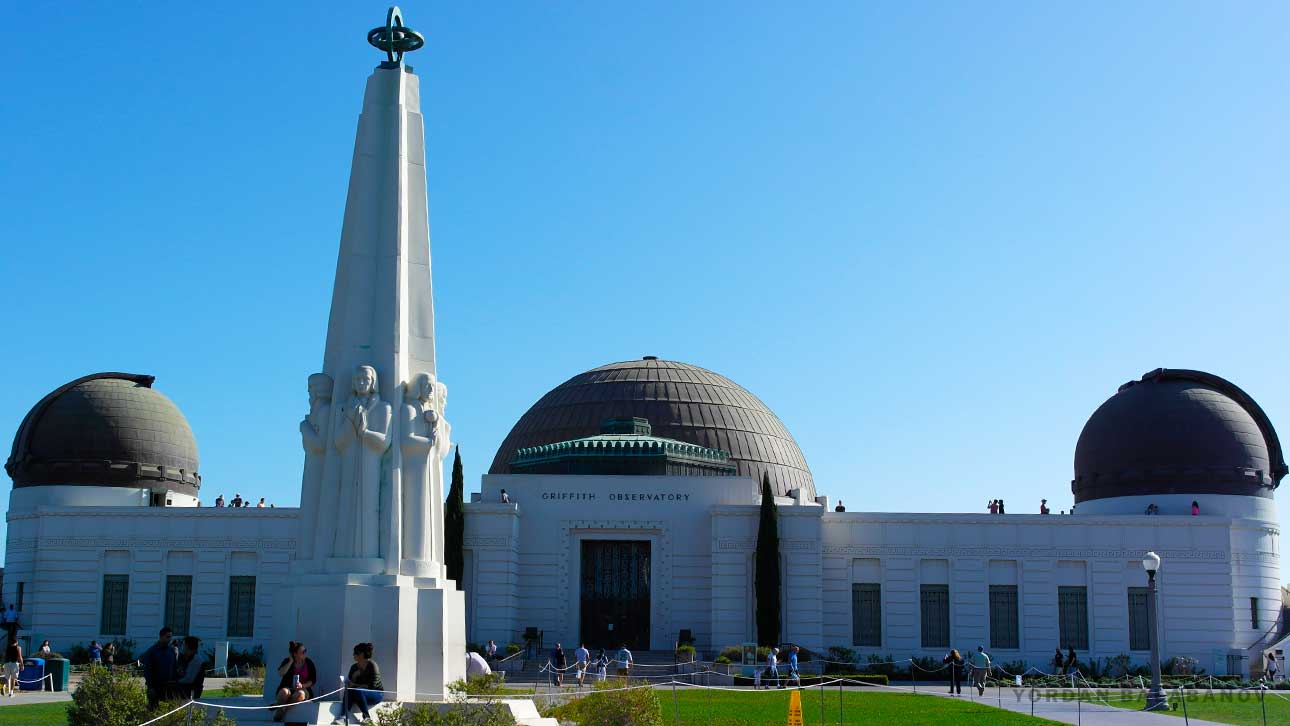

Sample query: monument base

[267,572,466,703]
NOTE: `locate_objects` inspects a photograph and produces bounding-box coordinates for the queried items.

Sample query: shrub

[997,660,1029,678]
[374,702,516,726]
[550,679,662,726]
[824,646,857,674]
[714,656,731,665]
[504,643,522,656]
[147,703,237,726]
[909,656,942,678]
[452,674,507,696]
[467,642,485,656]
[675,645,696,662]
[718,647,742,663]
[222,666,265,697]
[733,673,887,687]
[66,665,148,726]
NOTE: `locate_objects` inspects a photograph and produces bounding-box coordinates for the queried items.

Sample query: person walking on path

[596,649,608,682]
[1052,648,1064,675]
[551,643,566,687]
[787,645,801,687]
[615,644,633,677]
[968,646,991,696]
[89,640,102,666]
[943,649,964,695]
[141,627,177,709]
[273,641,317,722]
[1063,648,1078,676]
[103,642,116,670]
[2,637,21,697]
[574,643,590,687]
[765,647,781,689]
[340,642,384,724]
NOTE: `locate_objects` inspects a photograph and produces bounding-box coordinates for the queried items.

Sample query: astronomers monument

[268,7,465,701]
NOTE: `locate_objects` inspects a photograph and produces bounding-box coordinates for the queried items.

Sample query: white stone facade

[3,504,295,656]
[461,473,1282,676]
[1,473,1281,677]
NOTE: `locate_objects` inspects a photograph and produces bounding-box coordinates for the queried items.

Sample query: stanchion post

[184,703,194,726]
[672,678,679,726]
[1077,673,1081,726]
[1260,685,1267,726]
[838,678,843,726]
[820,674,825,725]
[911,661,917,693]
[1030,687,1035,718]
[1179,686,1189,725]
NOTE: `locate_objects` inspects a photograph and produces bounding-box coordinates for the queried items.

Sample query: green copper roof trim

[509,433,733,466]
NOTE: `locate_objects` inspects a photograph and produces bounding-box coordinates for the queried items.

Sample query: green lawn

[1060,688,1290,726]
[657,689,1062,725]
[0,701,65,726]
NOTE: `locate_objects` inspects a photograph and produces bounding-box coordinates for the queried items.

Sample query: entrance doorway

[580,540,651,650]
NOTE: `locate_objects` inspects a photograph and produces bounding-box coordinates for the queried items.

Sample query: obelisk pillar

[270,7,465,705]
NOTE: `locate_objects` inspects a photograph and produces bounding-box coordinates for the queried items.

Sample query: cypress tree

[754,472,781,647]
[445,446,466,589]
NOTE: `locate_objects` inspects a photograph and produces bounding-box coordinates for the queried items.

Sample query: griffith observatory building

[4,362,1285,676]
[2,16,1286,683]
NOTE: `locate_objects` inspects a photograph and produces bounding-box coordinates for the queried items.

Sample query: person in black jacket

[942,649,964,695]
[273,641,317,722]
[140,627,176,709]
[341,642,385,723]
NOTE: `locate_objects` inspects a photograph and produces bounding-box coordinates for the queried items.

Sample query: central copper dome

[489,358,814,498]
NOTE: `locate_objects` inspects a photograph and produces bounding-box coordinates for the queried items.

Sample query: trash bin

[18,658,45,691]
[45,658,69,691]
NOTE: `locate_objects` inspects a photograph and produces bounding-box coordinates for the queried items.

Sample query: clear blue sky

[1,3,1287,578]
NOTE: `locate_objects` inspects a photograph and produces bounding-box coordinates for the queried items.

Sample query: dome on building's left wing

[5,373,201,496]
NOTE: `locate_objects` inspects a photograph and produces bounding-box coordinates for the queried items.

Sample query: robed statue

[334,364,392,558]
[399,372,440,564]
[297,373,333,560]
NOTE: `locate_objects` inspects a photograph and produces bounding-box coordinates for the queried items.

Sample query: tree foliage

[445,446,466,588]
[551,679,663,726]
[754,472,781,646]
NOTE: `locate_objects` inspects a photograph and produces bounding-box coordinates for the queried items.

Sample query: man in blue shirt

[788,645,801,687]
[140,627,176,708]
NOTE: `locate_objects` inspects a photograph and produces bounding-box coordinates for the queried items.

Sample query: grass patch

[1058,688,1290,726]
[657,689,1061,725]
[0,688,238,726]
[0,701,66,726]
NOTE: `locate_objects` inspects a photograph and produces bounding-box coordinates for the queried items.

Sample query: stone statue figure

[297,373,333,561]
[399,372,440,564]
[333,364,392,559]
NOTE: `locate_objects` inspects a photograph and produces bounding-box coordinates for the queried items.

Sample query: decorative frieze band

[818,544,1229,561]
[9,537,296,552]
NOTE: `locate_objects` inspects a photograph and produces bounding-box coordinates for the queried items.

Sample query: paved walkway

[893,684,1230,726]
[0,676,242,708]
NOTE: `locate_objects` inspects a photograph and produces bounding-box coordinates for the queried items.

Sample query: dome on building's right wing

[489,358,814,498]
[1073,368,1285,504]
[5,373,201,496]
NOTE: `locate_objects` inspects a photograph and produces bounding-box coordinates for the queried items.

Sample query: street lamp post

[1142,551,1169,711]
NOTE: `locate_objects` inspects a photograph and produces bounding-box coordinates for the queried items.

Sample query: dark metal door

[580,540,651,650]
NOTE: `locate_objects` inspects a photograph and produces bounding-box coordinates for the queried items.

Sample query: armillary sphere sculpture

[368,6,425,63]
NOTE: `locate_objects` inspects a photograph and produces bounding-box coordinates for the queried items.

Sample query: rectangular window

[1251,597,1260,629]
[165,576,193,635]
[920,584,950,648]
[16,583,24,612]
[227,576,256,638]
[100,575,129,635]
[851,583,882,647]
[989,585,1019,649]
[1058,586,1089,651]
[1128,587,1150,651]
